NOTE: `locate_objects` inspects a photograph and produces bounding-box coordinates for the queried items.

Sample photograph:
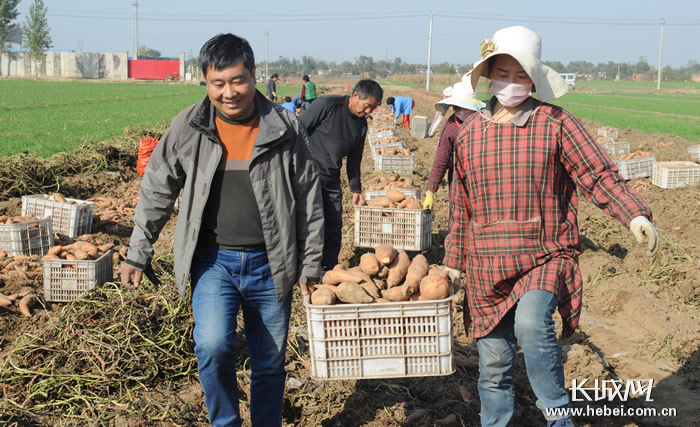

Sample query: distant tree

[543,60,565,73]
[440,63,456,74]
[634,56,650,74]
[137,45,161,58]
[22,0,51,76]
[0,0,20,56]
[302,55,316,75]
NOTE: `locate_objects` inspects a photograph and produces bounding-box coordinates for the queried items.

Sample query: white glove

[630,216,658,257]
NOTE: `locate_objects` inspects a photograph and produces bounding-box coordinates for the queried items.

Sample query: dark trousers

[320,179,343,269]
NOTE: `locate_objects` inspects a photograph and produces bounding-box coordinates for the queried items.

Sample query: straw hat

[435,79,484,112]
[466,26,568,102]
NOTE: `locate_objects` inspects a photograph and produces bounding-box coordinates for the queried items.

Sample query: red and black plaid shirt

[444,97,651,338]
[426,113,462,193]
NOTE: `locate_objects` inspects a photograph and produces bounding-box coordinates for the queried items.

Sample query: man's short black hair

[284,96,292,102]
[303,75,310,82]
[353,79,384,105]
[272,73,279,79]
[386,97,395,105]
[199,33,255,77]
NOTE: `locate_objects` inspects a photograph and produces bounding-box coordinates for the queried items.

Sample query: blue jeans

[320,179,343,270]
[191,247,292,427]
[476,290,572,427]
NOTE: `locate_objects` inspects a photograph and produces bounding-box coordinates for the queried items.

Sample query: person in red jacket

[444,26,659,427]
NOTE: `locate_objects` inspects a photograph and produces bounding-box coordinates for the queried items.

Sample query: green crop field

[2,79,699,158]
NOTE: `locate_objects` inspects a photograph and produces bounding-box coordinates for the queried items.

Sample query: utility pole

[656,17,664,90]
[426,12,433,91]
[132,0,139,59]
[265,31,270,80]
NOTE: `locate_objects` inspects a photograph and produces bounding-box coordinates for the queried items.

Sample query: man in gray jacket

[120,33,323,427]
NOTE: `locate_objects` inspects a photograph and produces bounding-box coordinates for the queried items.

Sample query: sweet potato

[359,253,381,276]
[51,193,66,203]
[375,244,397,266]
[322,264,364,285]
[311,287,337,305]
[405,200,423,209]
[372,277,387,290]
[381,283,412,301]
[47,245,63,256]
[73,249,90,260]
[18,294,37,317]
[0,293,12,307]
[360,281,381,299]
[386,250,410,288]
[42,254,61,260]
[385,190,405,203]
[335,281,374,304]
[0,249,6,259]
[419,267,450,300]
[403,254,429,293]
[377,265,390,278]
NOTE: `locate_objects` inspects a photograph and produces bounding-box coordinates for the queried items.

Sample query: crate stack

[597,126,631,158]
[368,114,414,173]
[19,194,112,302]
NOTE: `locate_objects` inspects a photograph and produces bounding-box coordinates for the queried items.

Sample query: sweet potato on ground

[386,250,410,288]
[403,254,429,293]
[375,244,397,266]
[419,267,450,300]
[311,287,337,305]
[18,294,37,317]
[335,281,374,304]
[322,264,365,285]
[359,253,381,276]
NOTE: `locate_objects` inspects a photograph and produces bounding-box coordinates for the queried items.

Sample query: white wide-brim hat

[467,26,569,102]
[435,79,484,112]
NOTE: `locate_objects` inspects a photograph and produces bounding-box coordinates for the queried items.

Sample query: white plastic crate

[0,219,54,257]
[375,154,414,174]
[688,145,700,162]
[304,294,455,380]
[354,206,431,251]
[368,130,398,144]
[615,155,655,180]
[410,115,428,138]
[22,195,95,238]
[365,188,422,201]
[43,250,113,302]
[601,141,631,157]
[652,161,700,189]
[597,128,619,139]
[371,142,404,160]
[369,124,394,134]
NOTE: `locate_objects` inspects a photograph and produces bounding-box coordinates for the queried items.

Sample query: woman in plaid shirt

[444,26,659,427]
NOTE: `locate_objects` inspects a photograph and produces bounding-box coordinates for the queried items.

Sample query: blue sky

[15,0,700,68]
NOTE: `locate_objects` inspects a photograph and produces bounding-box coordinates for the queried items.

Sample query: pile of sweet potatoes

[369,136,401,145]
[376,147,411,156]
[366,173,415,191]
[362,190,423,209]
[615,151,652,160]
[311,244,450,305]
[0,214,43,225]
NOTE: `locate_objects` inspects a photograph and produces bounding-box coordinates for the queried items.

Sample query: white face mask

[454,109,473,121]
[490,79,532,107]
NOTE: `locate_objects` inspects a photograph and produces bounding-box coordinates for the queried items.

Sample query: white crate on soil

[0,219,54,257]
[21,195,95,238]
[353,206,431,251]
[615,155,655,180]
[43,250,113,302]
[304,293,455,380]
[688,145,700,162]
[374,154,414,174]
[368,130,398,144]
[652,161,700,189]
[601,141,631,157]
[597,128,619,139]
[371,141,404,160]
[364,188,422,201]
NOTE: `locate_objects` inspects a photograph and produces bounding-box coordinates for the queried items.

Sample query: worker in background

[423,79,484,211]
[386,95,414,129]
[266,73,279,101]
[300,74,317,111]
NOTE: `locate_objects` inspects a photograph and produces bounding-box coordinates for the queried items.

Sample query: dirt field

[0,84,698,426]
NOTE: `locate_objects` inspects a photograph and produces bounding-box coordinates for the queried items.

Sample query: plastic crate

[688,145,700,162]
[652,161,700,189]
[410,115,428,138]
[354,206,432,251]
[615,155,655,180]
[600,141,631,157]
[369,124,395,134]
[0,219,54,257]
[43,250,113,302]
[365,188,422,201]
[304,294,455,380]
[22,195,95,238]
[597,128,619,139]
[375,154,414,174]
[371,142,404,160]
[368,130,398,144]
